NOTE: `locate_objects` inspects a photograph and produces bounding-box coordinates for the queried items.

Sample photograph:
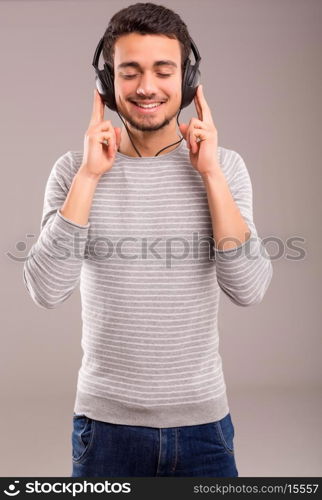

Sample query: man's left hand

[179,84,220,176]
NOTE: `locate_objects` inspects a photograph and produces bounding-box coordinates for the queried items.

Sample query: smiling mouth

[130,101,166,113]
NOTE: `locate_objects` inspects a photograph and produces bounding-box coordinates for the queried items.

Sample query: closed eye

[123,74,172,79]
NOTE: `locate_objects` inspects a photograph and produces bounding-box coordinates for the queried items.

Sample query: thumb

[114,127,122,148]
[179,123,188,139]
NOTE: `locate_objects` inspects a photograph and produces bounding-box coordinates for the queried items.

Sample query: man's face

[113,33,182,132]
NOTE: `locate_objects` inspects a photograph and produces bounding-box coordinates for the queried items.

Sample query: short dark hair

[102,2,191,76]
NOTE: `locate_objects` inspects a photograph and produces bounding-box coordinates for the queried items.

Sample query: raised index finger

[195,85,213,124]
[89,89,105,126]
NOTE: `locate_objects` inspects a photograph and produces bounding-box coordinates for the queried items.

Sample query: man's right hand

[81,89,122,178]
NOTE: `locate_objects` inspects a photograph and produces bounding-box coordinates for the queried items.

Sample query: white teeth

[135,102,162,109]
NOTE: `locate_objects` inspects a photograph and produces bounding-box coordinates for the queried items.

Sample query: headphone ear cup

[181,59,201,110]
[95,64,117,111]
[181,59,190,109]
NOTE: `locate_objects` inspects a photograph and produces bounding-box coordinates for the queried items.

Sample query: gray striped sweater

[23,140,273,428]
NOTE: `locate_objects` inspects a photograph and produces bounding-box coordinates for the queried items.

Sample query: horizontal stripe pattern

[23,139,273,427]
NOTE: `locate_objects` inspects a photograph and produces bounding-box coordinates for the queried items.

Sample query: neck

[118,124,181,157]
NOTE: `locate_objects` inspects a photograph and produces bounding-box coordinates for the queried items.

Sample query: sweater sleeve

[23,151,90,309]
[214,151,273,306]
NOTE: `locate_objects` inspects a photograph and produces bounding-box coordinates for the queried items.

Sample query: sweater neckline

[115,138,186,160]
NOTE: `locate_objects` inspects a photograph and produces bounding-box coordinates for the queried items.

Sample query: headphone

[92,35,202,156]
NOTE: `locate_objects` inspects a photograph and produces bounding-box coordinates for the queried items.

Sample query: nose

[135,72,159,97]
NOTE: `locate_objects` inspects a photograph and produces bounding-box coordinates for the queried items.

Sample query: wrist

[78,164,102,181]
[200,164,225,183]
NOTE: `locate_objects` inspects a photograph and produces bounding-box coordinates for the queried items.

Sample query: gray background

[1,0,321,476]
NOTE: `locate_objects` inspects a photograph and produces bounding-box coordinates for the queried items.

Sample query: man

[23,2,273,477]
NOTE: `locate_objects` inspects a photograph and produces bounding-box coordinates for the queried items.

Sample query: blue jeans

[71,412,238,477]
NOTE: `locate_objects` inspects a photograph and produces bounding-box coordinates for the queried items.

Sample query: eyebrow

[117,60,177,70]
